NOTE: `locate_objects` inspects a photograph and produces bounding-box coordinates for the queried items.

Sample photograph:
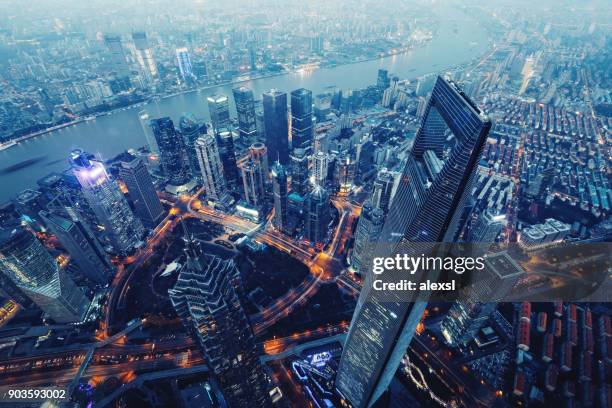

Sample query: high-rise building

[207,94,231,134]
[290,148,309,196]
[371,170,395,213]
[132,32,158,83]
[468,209,506,247]
[179,114,208,181]
[376,69,390,90]
[271,162,289,234]
[69,150,144,255]
[305,185,330,245]
[248,142,269,180]
[216,128,239,189]
[313,151,329,186]
[334,154,355,195]
[440,252,524,348]
[150,117,191,186]
[39,208,114,285]
[138,110,160,157]
[103,34,130,78]
[350,201,385,274]
[263,89,289,165]
[336,77,491,408]
[0,224,90,323]
[169,237,269,407]
[233,87,257,139]
[290,88,313,150]
[194,135,228,201]
[118,155,165,228]
[239,159,265,209]
[176,47,194,83]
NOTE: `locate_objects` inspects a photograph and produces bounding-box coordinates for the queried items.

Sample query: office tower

[305,185,330,245]
[207,93,231,134]
[150,117,191,186]
[371,170,395,213]
[169,238,269,407]
[215,128,239,189]
[14,189,45,226]
[138,110,160,157]
[350,201,385,274]
[0,224,90,323]
[416,74,437,97]
[271,162,289,234]
[248,142,270,180]
[290,88,313,150]
[232,87,257,139]
[194,135,228,201]
[69,150,144,255]
[314,93,332,122]
[176,47,194,83]
[377,69,390,90]
[336,77,491,408]
[334,154,355,195]
[290,148,309,196]
[263,89,289,165]
[255,108,265,140]
[313,151,329,186]
[103,34,130,77]
[440,252,524,348]
[179,114,208,180]
[118,155,165,228]
[39,208,114,285]
[132,31,158,82]
[468,208,505,247]
[239,159,265,209]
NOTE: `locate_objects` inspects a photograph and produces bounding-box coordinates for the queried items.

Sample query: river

[0,4,489,201]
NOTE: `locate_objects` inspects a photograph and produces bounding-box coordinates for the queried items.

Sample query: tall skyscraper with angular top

[336,76,491,408]
[150,117,191,187]
[263,89,289,165]
[69,150,144,255]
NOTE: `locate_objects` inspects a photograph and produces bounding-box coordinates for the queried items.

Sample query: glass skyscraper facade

[263,89,289,165]
[272,162,289,233]
[290,88,313,150]
[335,76,492,408]
[233,86,257,140]
[69,149,144,255]
[150,117,191,186]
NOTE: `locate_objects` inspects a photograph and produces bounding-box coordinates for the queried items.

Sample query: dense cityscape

[0,0,610,407]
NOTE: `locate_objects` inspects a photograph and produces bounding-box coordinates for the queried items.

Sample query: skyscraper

[0,224,90,323]
[350,201,385,274]
[69,150,144,255]
[176,47,194,83]
[39,208,114,285]
[271,162,288,234]
[371,170,395,213]
[179,114,208,181]
[232,87,257,139]
[216,128,239,189]
[169,237,269,407]
[334,154,355,195]
[248,142,270,180]
[313,151,329,186]
[263,89,289,165]
[150,117,191,187]
[207,94,231,134]
[138,110,160,157]
[290,148,309,196]
[468,209,506,247]
[290,88,313,150]
[103,34,130,78]
[336,76,491,408]
[194,135,228,202]
[305,185,330,245]
[239,159,265,209]
[376,69,390,90]
[132,31,158,83]
[118,155,165,228]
